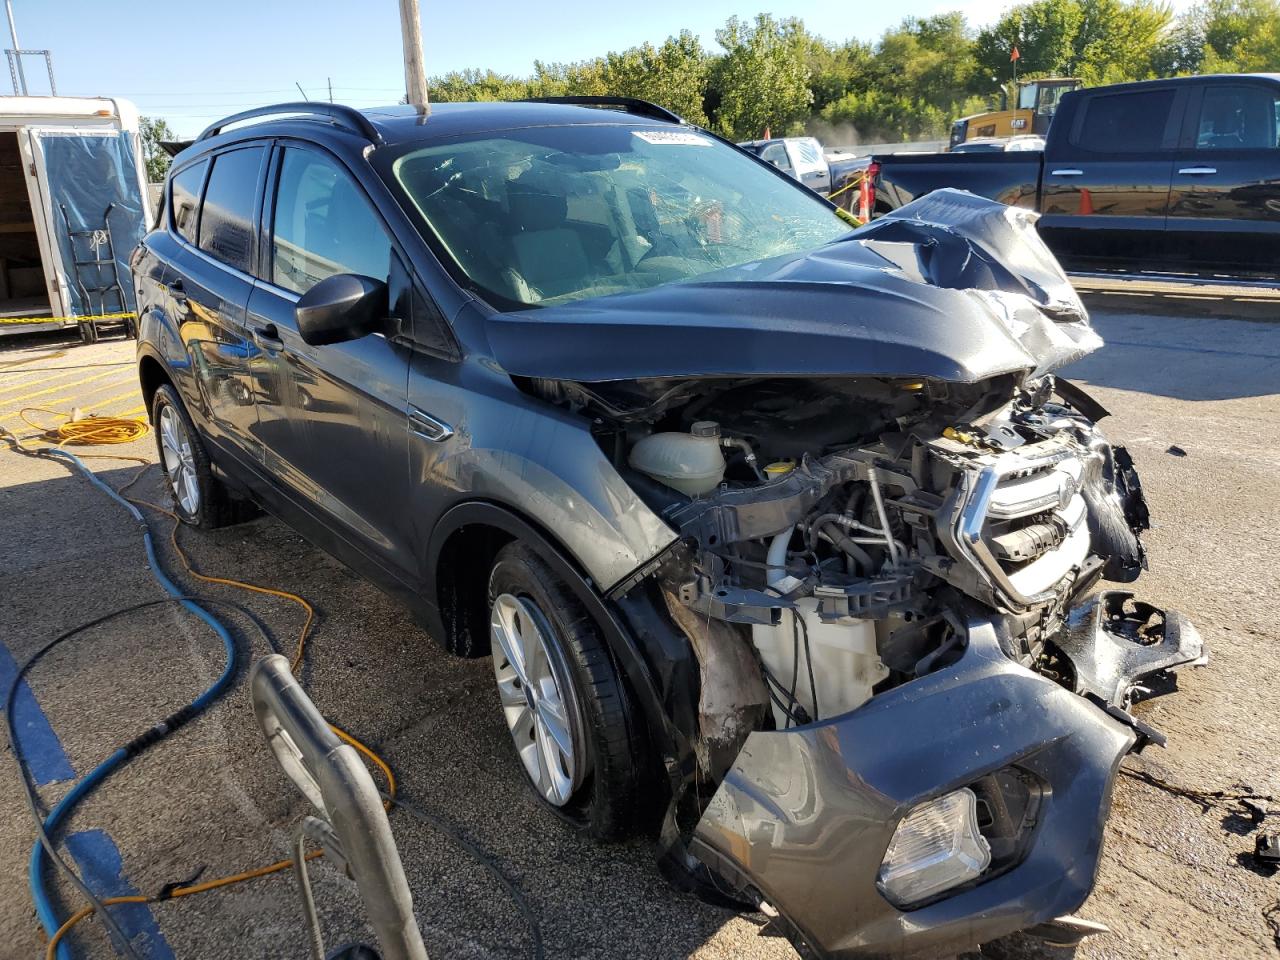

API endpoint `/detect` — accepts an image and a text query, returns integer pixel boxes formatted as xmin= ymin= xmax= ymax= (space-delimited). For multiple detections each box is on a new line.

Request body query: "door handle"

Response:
xmin=1178 ymin=166 xmax=1217 ymax=175
xmin=408 ymin=408 xmax=453 ymax=443
xmin=252 ymin=323 xmax=283 ymax=350
xmin=1050 ymin=169 xmax=1084 ymax=176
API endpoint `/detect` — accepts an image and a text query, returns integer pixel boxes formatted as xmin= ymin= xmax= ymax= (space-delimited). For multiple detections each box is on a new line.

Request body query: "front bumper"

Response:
xmin=692 ymin=601 xmax=1203 ymax=959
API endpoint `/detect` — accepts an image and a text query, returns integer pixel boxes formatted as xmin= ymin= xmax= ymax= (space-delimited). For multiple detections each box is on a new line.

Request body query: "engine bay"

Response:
xmin=526 ymin=370 xmax=1154 ymax=769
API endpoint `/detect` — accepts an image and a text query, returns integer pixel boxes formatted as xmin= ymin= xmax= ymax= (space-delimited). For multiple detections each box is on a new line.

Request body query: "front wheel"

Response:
xmin=487 ymin=542 xmax=649 ymax=839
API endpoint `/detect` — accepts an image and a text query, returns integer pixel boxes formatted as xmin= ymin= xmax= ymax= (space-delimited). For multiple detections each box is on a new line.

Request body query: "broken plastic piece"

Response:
xmin=1256 ymin=834 xmax=1280 ymax=865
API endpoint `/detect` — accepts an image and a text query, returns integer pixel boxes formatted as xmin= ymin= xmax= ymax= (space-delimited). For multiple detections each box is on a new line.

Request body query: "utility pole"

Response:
xmin=398 ymin=0 xmax=429 ymax=110
xmin=328 ymin=77 xmax=333 ymax=104
xmin=5 ymin=0 xmax=26 ymax=96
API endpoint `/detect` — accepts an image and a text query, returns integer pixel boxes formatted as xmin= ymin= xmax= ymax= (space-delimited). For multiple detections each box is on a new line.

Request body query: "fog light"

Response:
xmin=878 ymin=787 xmax=992 ymax=908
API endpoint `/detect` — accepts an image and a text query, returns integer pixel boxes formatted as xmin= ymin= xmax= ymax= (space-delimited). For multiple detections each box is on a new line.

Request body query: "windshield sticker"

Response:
xmin=632 ymin=130 xmax=713 ymax=146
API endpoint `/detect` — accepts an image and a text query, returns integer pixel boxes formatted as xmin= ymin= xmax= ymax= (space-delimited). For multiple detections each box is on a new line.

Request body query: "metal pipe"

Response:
xmin=5 ymin=0 xmax=25 ymax=96
xmin=868 ymin=469 xmax=902 ymax=568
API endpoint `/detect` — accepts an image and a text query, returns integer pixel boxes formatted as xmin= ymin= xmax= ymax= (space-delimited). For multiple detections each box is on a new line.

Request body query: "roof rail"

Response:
xmin=197 ymin=102 xmax=383 ymax=144
xmin=521 ymin=96 xmax=685 ymax=125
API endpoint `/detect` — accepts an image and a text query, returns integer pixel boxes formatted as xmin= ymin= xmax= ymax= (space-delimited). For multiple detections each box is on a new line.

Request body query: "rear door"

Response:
xmin=789 ymin=138 xmax=831 ymax=195
xmin=1037 ymin=84 xmax=1185 ymax=269
xmin=1167 ymin=79 xmax=1280 ymax=276
xmin=166 ymin=146 xmax=266 ymax=458
xmin=246 ymin=142 xmax=416 ymax=577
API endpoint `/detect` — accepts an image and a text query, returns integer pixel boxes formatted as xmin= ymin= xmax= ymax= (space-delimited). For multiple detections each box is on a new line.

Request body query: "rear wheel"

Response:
xmin=151 ymin=383 xmax=250 ymax=528
xmin=487 ymin=542 xmax=647 ymax=839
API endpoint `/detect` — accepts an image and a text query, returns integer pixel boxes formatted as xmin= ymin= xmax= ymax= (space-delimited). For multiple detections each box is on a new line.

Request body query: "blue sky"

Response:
xmin=8 ymin=0 xmax=1186 ymax=136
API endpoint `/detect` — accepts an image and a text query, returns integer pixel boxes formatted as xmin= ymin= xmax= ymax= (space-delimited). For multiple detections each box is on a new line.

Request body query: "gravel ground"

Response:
xmin=0 ymin=303 xmax=1277 ymax=960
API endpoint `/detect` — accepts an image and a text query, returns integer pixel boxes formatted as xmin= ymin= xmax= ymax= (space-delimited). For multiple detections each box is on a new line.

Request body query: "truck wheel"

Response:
xmin=151 ymin=384 xmax=250 ymax=528
xmin=487 ymin=541 xmax=646 ymax=839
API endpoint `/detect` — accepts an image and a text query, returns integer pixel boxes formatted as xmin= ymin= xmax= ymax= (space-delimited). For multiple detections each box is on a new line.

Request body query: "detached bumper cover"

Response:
xmin=692 ymin=617 xmax=1141 ymax=959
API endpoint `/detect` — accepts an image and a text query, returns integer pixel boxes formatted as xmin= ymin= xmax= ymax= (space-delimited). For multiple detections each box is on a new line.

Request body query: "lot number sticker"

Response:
xmin=633 ymin=130 xmax=713 ymax=146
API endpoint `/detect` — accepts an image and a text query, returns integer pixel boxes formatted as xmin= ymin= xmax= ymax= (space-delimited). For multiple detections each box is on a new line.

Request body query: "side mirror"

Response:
xmin=295 ymin=273 xmax=388 ymax=346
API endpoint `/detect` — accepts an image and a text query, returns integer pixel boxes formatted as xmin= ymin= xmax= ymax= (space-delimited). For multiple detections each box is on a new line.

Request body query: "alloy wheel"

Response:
xmin=159 ymin=405 xmax=200 ymax=515
xmin=490 ymin=592 xmax=586 ymax=806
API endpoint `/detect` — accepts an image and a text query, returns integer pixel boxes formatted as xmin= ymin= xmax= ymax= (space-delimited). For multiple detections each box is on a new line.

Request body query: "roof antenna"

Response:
xmin=398 ymin=0 xmax=430 ymax=119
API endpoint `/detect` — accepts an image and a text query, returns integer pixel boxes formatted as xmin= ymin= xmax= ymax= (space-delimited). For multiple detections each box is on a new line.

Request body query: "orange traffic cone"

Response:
xmin=1079 ymin=187 xmax=1094 ymax=216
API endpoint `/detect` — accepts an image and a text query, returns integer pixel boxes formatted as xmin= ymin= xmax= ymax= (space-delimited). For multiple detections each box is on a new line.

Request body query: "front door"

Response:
xmin=247 ymin=143 xmax=415 ymax=576
xmin=1037 ymin=84 xmax=1184 ymax=269
xmin=1167 ymin=80 xmax=1280 ymax=276
xmin=167 ymin=148 xmax=266 ymax=457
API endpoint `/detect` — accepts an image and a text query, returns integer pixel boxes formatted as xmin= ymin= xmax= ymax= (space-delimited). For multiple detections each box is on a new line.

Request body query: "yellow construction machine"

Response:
xmin=949 ymin=78 xmax=1082 ymax=147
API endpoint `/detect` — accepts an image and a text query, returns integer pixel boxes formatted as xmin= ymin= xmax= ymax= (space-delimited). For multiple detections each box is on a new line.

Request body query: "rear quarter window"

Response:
xmin=198 ymin=147 xmax=265 ymax=273
xmin=1071 ymin=89 xmax=1176 ymax=154
xmin=169 ymin=160 xmax=207 ymax=245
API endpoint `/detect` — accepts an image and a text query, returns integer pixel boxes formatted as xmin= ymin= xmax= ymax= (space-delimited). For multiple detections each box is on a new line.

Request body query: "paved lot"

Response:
xmin=1 ymin=302 xmax=1278 ymax=959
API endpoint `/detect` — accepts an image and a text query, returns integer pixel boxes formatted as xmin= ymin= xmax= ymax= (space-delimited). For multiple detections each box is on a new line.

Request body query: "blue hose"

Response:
xmin=27 ymin=448 xmax=238 ymax=959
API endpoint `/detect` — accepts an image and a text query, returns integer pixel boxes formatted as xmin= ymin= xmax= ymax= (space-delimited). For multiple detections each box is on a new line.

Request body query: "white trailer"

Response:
xmin=0 ymin=96 xmax=150 ymax=342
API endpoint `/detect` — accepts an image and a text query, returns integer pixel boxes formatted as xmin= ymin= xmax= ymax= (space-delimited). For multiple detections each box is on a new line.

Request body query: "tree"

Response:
xmin=711 ymin=14 xmax=812 ymax=140
xmin=1188 ymin=0 xmax=1280 ymax=71
xmin=975 ymin=0 xmax=1175 ymax=87
xmin=975 ymin=0 xmax=1083 ymax=85
xmin=139 ymin=116 xmax=174 ymax=184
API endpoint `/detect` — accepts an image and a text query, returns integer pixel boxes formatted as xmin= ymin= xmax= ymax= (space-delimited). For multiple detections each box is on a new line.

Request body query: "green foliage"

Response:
xmin=711 ymin=14 xmax=813 ymax=140
xmin=139 ymin=116 xmax=174 ymax=183
xmin=420 ymin=2 xmax=1280 ymax=147
xmin=1187 ymin=0 xmax=1280 ymax=72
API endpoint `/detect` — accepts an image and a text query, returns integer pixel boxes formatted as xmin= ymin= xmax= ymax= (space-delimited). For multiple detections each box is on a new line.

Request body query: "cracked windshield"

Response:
xmin=393 ymin=124 xmax=852 ymax=307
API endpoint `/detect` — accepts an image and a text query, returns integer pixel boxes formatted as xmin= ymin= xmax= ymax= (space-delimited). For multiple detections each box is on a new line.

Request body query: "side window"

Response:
xmin=198 ymin=147 xmax=264 ymax=272
xmin=794 ymin=139 xmax=822 ymax=166
xmin=1072 ymin=89 xmax=1175 ymax=154
xmin=760 ymin=142 xmax=793 ymax=173
xmin=271 ymin=148 xmax=392 ymax=295
xmin=169 ymin=160 xmax=207 ymax=245
xmin=1195 ymin=85 xmax=1280 ymax=150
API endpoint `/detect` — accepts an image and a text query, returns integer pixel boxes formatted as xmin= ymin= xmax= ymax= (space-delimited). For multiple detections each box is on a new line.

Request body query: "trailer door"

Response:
xmin=22 ymin=126 xmax=148 ymax=318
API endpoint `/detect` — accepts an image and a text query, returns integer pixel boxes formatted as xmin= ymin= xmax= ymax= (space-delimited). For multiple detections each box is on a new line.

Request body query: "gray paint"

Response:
xmin=694 ymin=616 xmax=1138 ymax=958
xmin=485 ymin=190 xmax=1100 ymax=385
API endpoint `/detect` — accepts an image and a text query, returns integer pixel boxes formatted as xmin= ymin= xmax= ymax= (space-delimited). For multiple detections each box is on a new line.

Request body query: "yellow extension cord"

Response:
xmin=2 ymin=406 xmax=399 ymax=958
xmin=19 ymin=406 xmax=150 ymax=446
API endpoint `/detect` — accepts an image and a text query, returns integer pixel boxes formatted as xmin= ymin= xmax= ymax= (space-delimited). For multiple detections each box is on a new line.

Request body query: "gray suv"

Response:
xmin=133 ymin=98 xmax=1204 ymax=958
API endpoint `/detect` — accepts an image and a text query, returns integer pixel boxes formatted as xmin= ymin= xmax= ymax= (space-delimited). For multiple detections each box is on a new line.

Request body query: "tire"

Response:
xmin=78 ymin=321 xmax=99 ymax=345
xmin=150 ymin=383 xmax=250 ymax=528
xmin=487 ymin=541 xmax=647 ymax=840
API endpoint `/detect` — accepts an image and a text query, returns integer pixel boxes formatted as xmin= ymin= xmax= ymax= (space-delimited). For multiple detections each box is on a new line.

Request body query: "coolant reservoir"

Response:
xmin=751 ymin=598 xmax=889 ymax=726
xmin=629 ymin=421 xmax=726 ymax=497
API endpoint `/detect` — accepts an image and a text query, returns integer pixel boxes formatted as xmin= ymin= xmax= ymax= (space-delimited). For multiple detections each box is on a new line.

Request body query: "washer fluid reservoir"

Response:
xmin=629 ymin=421 xmax=726 ymax=497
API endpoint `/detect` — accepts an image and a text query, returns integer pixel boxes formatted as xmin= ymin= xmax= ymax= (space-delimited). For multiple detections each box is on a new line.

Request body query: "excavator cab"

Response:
xmin=951 ymin=78 xmax=1082 ymax=147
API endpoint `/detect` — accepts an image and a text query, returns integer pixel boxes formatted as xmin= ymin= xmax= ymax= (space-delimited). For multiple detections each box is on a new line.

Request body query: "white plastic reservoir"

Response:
xmin=629 ymin=421 xmax=726 ymax=496
xmin=751 ymin=598 xmax=889 ymax=726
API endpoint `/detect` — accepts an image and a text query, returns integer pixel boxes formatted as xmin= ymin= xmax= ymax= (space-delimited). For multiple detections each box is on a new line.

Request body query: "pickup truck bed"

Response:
xmin=872 ymin=73 xmax=1280 ymax=279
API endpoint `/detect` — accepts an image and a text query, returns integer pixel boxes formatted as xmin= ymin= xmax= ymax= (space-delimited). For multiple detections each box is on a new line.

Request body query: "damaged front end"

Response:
xmin=496 ymin=191 xmax=1205 ymax=957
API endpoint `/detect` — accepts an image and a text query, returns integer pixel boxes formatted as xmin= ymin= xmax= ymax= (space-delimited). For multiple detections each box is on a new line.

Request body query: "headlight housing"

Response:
xmin=877 ymin=787 xmax=992 ymax=908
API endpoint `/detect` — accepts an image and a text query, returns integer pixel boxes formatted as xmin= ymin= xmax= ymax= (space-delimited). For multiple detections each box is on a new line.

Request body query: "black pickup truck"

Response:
xmin=872 ymin=74 xmax=1280 ymax=277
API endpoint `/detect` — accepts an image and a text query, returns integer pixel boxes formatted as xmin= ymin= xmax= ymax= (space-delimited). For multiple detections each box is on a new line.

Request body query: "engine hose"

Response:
xmin=5 ymin=438 xmax=238 ymax=960
xmin=816 ymin=524 xmax=874 ymax=574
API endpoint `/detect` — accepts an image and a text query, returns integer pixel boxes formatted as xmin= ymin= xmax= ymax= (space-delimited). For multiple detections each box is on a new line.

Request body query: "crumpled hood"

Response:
xmin=484 ymin=189 xmax=1101 ymax=385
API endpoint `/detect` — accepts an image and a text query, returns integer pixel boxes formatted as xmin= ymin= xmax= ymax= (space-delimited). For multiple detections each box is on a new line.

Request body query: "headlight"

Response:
xmin=877 ymin=787 xmax=992 ymax=908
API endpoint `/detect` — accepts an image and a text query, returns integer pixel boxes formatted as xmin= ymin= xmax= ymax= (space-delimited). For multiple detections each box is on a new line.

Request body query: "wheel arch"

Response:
xmin=424 ymin=499 xmax=683 ymax=802
xmin=137 ymin=350 xmax=172 ymax=419
xmin=424 ymin=499 xmax=606 ymax=660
